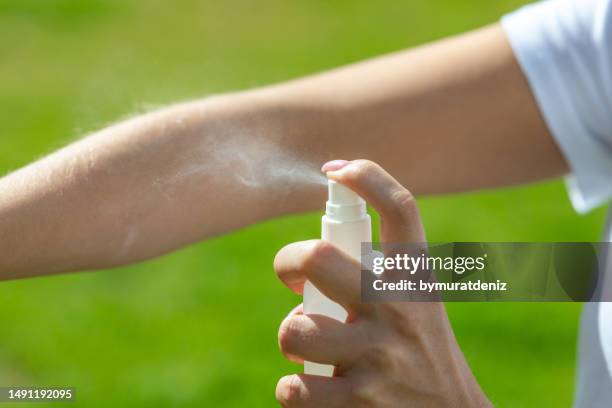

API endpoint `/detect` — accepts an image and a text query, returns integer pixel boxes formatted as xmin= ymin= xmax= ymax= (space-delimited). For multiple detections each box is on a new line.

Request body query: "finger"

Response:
xmin=276 ymin=374 xmax=350 ymax=408
xmin=274 ymin=240 xmax=363 ymax=309
xmin=286 ymin=303 xmax=304 ymax=317
xmin=325 ymin=159 xmax=426 ymax=244
xmin=278 ymin=314 xmax=364 ymax=365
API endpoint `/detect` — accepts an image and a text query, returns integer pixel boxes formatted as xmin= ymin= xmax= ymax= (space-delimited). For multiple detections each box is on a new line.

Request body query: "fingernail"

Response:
xmin=321 ymin=160 xmax=350 ymax=173
xmin=286 ymin=303 xmax=304 ymax=317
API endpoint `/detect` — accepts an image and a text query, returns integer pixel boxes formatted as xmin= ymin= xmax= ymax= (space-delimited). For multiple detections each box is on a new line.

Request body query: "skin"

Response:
xmin=0 ymin=23 xmax=568 ymax=279
xmin=274 ymin=160 xmax=491 ymax=407
xmin=0 ymin=22 xmax=571 ymax=405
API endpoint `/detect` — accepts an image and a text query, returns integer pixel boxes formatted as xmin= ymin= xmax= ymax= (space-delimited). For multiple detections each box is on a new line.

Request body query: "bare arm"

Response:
xmin=0 ymin=24 xmax=567 ymax=279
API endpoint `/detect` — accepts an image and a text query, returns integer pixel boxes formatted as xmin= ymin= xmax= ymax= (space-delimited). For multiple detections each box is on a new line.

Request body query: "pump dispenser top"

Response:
xmin=326 ymin=180 xmax=367 ymax=222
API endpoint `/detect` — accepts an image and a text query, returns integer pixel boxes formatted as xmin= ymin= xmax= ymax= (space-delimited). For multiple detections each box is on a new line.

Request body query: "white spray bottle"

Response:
xmin=303 ymin=179 xmax=372 ymax=376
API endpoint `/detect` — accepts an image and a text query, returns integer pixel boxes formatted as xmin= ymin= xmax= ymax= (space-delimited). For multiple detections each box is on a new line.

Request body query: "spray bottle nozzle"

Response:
xmin=327 ymin=180 xmax=364 ymax=206
xmin=326 ymin=180 xmax=366 ymax=221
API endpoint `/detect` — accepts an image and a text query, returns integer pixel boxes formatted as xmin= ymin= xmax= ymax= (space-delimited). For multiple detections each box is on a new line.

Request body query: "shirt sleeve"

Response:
xmin=502 ymin=0 xmax=612 ymax=213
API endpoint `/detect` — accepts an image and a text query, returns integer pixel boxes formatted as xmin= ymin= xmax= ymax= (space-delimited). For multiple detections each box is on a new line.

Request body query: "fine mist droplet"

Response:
xmin=159 ymin=127 xmax=328 ymax=192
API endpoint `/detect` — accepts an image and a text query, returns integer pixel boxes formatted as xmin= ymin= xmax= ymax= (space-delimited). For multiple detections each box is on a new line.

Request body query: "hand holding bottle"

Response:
xmin=273 ymin=160 xmax=490 ymax=407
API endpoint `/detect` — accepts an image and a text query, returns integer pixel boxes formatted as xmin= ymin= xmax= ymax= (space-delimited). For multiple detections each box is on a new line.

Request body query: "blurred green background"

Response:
xmin=0 ymin=0 xmax=607 ymax=406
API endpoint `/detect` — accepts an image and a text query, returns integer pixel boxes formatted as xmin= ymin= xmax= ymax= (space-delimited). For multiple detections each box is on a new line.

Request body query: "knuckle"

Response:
xmin=380 ymin=303 xmax=419 ymax=336
xmin=387 ymin=189 xmax=418 ymax=222
xmin=347 ymin=378 xmax=377 ymax=407
xmin=362 ymin=343 xmax=394 ymax=370
xmin=380 ymin=302 xmax=410 ymax=323
xmin=353 ymin=388 xmax=376 ymax=407
xmin=276 ymin=375 xmax=304 ymax=405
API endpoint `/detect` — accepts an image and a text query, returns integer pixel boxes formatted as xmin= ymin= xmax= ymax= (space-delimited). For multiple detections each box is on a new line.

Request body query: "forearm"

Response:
xmin=0 ymin=23 xmax=567 ymax=279
xmin=0 ymin=94 xmax=325 ymax=278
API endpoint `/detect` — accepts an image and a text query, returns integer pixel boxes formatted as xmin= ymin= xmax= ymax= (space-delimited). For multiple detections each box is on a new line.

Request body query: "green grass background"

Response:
xmin=0 ymin=0 xmax=607 ymax=406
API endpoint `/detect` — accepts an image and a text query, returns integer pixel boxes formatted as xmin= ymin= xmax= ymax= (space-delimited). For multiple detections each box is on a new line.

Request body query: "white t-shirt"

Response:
xmin=502 ymin=0 xmax=612 ymax=406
